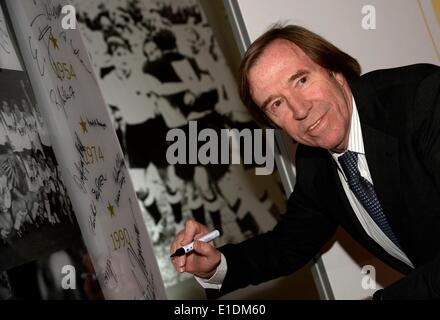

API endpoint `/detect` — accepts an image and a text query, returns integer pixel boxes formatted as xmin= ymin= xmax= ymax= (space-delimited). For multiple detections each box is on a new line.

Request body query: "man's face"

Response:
xmin=99 ymin=15 xmax=112 ymax=30
xmin=143 ymin=41 xmax=162 ymax=63
xmin=2 ymin=101 xmax=10 ymax=113
xmin=113 ymin=46 xmax=131 ymax=78
xmin=21 ymin=99 xmax=29 ymax=112
xmin=12 ymin=103 xmax=20 ymax=113
xmin=248 ymin=39 xmax=353 ymax=152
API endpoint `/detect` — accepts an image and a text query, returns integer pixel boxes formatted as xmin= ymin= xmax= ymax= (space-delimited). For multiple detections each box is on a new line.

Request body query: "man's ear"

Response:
xmin=331 ymin=71 xmax=346 ymax=87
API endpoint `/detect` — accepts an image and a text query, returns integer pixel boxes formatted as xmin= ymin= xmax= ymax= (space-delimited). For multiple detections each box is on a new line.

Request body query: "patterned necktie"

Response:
xmin=338 ymin=151 xmax=402 ymax=249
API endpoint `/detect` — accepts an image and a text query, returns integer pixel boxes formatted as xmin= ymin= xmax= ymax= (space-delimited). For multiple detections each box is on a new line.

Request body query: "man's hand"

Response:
xmin=170 ymin=219 xmax=221 ymax=279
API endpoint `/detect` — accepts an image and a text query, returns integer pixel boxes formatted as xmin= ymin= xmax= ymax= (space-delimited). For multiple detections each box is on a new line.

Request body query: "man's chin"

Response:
xmin=305 ymin=139 xmax=342 ymax=152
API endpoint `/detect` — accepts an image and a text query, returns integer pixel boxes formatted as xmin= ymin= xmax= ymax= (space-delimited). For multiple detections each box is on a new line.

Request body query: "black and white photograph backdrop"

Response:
xmin=73 ymin=0 xmax=285 ymax=287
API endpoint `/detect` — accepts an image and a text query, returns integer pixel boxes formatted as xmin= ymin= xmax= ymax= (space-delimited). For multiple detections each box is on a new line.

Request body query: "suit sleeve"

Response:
xmin=382 ymin=65 xmax=440 ymax=299
xmin=214 ymin=163 xmax=338 ymax=297
xmin=381 ymin=255 xmax=440 ymax=299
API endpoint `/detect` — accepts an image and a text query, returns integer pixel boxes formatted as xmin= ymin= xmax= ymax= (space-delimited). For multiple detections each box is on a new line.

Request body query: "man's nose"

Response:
xmin=286 ymin=97 xmax=311 ymax=120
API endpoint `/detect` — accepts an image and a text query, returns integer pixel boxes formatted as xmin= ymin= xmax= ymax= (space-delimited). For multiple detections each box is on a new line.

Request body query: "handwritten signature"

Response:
xmin=30 ymin=2 xmax=62 ymax=23
xmin=91 ymin=174 xmax=107 ymax=202
xmin=87 ymin=118 xmax=107 ymax=129
xmin=113 ymin=153 xmax=126 ymax=185
xmin=49 ymin=84 xmax=75 ymax=116
xmin=115 ymin=189 xmax=121 ymax=207
xmin=73 ymin=132 xmax=89 ymax=193
xmin=125 ymin=197 xmax=156 ymax=299
xmin=113 ymin=153 xmax=126 ymax=207
xmin=89 ymin=200 xmax=97 ymax=234
xmin=29 ymin=15 xmax=58 ymax=78
xmin=103 ymin=258 xmax=118 ymax=289
xmin=28 ymin=4 xmax=93 ymax=86
xmin=69 ymin=38 xmax=93 ymax=76
xmin=127 ymin=243 xmax=156 ymax=300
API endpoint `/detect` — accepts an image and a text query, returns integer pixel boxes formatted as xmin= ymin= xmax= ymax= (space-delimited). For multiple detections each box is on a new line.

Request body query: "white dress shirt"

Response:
xmin=196 ymin=96 xmax=414 ymax=289
xmin=331 ymin=97 xmax=414 ymax=268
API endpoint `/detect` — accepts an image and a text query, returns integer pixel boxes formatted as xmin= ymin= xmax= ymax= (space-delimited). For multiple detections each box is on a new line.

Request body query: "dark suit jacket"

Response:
xmin=216 ymin=64 xmax=440 ymax=299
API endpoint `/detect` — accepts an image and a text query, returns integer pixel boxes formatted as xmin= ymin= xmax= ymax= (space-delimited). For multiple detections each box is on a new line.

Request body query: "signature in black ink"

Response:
xmin=28 ymin=36 xmax=45 ymax=76
xmin=29 ymin=17 xmax=58 ymax=78
xmin=125 ymin=197 xmax=157 ymax=299
xmin=29 ymin=3 xmax=75 ymax=81
xmin=91 ymin=174 xmax=107 ymax=202
xmin=128 ymin=198 xmax=144 ymax=265
xmin=87 ymin=118 xmax=107 ymax=129
xmin=29 ymin=2 xmax=93 ymax=84
xmin=127 ymin=243 xmax=156 ymax=300
xmin=113 ymin=153 xmax=126 ymax=186
xmin=49 ymin=84 xmax=75 ymax=116
xmin=113 ymin=153 xmax=126 ymax=207
xmin=69 ymin=39 xmax=93 ymax=76
xmin=73 ymin=132 xmax=89 ymax=193
xmin=114 ymin=189 xmax=121 ymax=207
xmin=30 ymin=3 xmax=62 ymax=24
xmin=103 ymin=258 xmax=118 ymax=288
xmin=118 ymin=175 xmax=126 ymax=189
xmin=89 ymin=201 xmax=97 ymax=234
xmin=133 ymin=222 xmax=144 ymax=268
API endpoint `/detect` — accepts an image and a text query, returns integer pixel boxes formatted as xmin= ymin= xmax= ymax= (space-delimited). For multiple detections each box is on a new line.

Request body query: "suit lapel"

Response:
xmin=360 ymin=124 xmax=408 ymax=244
xmin=350 ymin=80 xmax=409 ymax=252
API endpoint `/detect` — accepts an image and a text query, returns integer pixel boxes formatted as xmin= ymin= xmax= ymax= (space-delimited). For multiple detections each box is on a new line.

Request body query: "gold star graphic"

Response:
xmin=49 ymin=33 xmax=59 ymax=50
xmin=79 ymin=117 xmax=88 ymax=133
xmin=107 ymin=202 xmax=116 ymax=218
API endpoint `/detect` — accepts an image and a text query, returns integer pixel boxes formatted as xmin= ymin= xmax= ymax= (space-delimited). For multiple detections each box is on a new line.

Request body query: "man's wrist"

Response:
xmin=193 ymin=253 xmax=227 ymax=289
xmin=195 ymin=253 xmax=222 ymax=279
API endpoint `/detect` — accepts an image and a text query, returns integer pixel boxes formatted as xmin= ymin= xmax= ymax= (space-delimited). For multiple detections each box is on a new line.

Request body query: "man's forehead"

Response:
xmin=249 ymin=40 xmax=317 ymax=85
xmin=260 ymin=39 xmax=312 ymax=64
xmin=249 ymin=39 xmax=315 ymax=90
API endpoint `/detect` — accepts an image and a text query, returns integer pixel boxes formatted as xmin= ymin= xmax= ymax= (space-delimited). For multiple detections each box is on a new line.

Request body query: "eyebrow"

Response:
xmin=260 ymin=69 xmax=309 ymax=111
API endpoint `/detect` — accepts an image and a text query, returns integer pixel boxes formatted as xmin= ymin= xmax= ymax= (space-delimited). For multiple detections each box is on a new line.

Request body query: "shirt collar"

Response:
xmin=331 ymin=96 xmax=365 ymax=160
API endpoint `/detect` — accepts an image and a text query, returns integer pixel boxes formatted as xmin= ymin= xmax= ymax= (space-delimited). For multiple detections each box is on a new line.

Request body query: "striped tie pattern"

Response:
xmin=338 ymin=151 xmax=402 ymax=249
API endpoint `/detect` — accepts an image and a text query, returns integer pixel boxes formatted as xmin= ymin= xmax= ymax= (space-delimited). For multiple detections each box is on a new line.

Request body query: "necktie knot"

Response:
xmin=338 ymin=151 xmax=360 ymax=181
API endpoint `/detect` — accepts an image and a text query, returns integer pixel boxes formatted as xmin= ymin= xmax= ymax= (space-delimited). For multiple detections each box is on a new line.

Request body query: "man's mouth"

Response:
xmin=308 ymin=118 xmax=322 ymax=132
xmin=306 ymin=113 xmax=326 ymax=134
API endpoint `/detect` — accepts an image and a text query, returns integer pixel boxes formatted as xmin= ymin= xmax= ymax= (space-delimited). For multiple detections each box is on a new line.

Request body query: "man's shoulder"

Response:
xmin=295 ymin=144 xmax=331 ymax=172
xmin=351 ymin=64 xmax=440 ymax=141
xmin=351 ymin=64 xmax=439 ymax=120
xmin=296 ymin=144 xmax=328 ymax=159
xmin=291 ymin=145 xmax=336 ymax=196
xmin=359 ymin=63 xmax=439 ymax=89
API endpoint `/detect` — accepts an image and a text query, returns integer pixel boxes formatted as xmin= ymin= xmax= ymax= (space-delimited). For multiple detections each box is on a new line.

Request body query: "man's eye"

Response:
xmin=270 ymin=100 xmax=282 ymax=112
xmin=298 ymin=76 xmax=307 ymax=85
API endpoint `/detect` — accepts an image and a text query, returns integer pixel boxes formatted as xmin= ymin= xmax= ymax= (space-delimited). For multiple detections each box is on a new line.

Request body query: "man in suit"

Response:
xmin=170 ymin=25 xmax=440 ymax=299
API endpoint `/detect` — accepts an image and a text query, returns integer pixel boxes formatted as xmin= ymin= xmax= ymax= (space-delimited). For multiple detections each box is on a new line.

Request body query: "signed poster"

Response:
xmin=0 ymin=2 xmax=82 ymax=273
xmin=5 ymin=0 xmax=166 ymax=299
xmin=73 ymin=0 xmax=285 ymax=288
